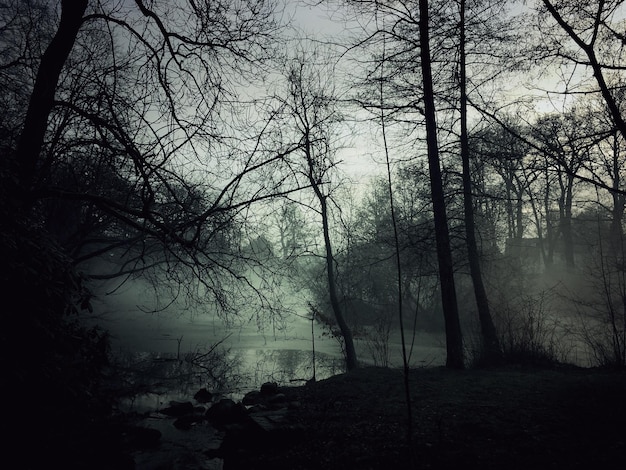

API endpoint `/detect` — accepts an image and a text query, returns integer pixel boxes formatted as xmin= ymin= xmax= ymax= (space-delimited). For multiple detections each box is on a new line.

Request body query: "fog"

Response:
xmin=91 ymin=274 xmax=447 ymax=398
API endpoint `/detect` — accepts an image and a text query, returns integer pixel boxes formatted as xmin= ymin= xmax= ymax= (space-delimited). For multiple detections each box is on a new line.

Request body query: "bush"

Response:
xmin=574 ymin=254 xmax=626 ymax=369
xmin=578 ymin=316 xmax=626 ymax=369
xmin=498 ymin=291 xmax=568 ymax=366
xmin=470 ymin=289 xmax=569 ymax=368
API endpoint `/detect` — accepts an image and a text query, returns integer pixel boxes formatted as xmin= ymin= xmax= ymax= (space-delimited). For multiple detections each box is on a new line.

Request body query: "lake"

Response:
xmin=88 ymin=278 xmax=446 ymax=410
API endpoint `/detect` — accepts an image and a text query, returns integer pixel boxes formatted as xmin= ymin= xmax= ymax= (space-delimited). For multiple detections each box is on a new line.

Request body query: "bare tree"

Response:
xmin=15 ymin=0 xmax=88 ymax=194
xmin=278 ymin=47 xmax=358 ymax=370
xmin=530 ymin=110 xmax=606 ymax=269
xmin=2 ymin=0 xmax=305 ymax=312
xmin=471 ymin=122 xmax=533 ymax=242
xmin=341 ymin=0 xmax=466 ymax=368
xmin=577 ymin=88 xmax=626 ymax=256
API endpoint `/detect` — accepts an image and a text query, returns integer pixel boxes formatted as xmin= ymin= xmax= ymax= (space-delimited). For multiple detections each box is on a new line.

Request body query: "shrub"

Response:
xmin=469 ymin=289 xmax=570 ymax=368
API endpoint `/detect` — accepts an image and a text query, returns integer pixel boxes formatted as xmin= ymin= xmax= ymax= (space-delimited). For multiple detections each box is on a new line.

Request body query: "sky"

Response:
xmin=284 ymin=0 xmax=623 ymax=185
xmin=285 ymin=1 xmax=399 ymax=186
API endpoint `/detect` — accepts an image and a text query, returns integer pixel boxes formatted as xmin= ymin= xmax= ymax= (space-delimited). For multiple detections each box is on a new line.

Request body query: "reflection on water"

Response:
xmin=243 ymin=348 xmax=345 ymax=387
xmin=93 ymin=285 xmax=351 ymax=412
xmin=92 ymin=281 xmax=447 ymax=414
xmin=113 ymin=347 xmax=345 ymax=414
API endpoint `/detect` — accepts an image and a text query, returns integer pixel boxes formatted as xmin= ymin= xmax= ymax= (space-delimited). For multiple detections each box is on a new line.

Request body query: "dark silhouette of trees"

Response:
xmin=2 ymin=0 xmax=300 ymax=308
xmin=0 ymin=2 xmax=295 ymax=465
xmin=343 ymin=0 xmax=526 ymax=368
xmin=530 ymin=111 xmax=604 ymax=269
xmin=562 ymin=88 xmax=626 ymax=258
xmin=471 ymin=122 xmax=533 ymax=242
xmin=341 ymin=0 xmax=465 ymax=368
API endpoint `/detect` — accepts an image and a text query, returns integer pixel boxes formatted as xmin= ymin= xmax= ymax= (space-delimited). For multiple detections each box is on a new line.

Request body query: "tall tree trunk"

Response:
xmin=16 ymin=0 xmax=87 ymax=198
xmin=318 ymin=192 xmax=358 ymax=371
xmin=379 ymin=27 xmax=413 ymax=443
xmin=304 ymin=132 xmax=358 ymax=371
xmin=458 ymin=0 xmax=501 ymax=365
xmin=419 ymin=0 xmax=464 ymax=369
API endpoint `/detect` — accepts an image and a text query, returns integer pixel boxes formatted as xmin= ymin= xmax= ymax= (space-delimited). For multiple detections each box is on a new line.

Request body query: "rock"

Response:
xmin=243 ymin=384 xmax=293 ymax=410
xmin=247 ymin=408 xmax=289 ymax=432
xmin=159 ymin=400 xmax=194 ymax=417
xmin=249 ymin=412 xmax=306 ymax=442
xmin=205 ymin=398 xmax=247 ymax=429
xmin=193 ymin=387 xmax=213 ymax=403
xmin=267 ymin=393 xmax=287 ymax=405
xmin=247 ymin=404 xmax=268 ymax=414
xmin=242 ymin=390 xmax=261 ymax=406
xmin=260 ymin=381 xmax=279 ymax=396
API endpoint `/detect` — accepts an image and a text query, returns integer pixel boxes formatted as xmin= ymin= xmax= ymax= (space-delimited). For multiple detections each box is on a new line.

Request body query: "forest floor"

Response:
xmin=224 ymin=364 xmax=626 ymax=470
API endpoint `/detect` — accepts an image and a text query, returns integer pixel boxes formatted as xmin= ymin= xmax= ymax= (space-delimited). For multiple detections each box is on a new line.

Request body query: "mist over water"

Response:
xmin=89 ymin=274 xmax=447 ymax=406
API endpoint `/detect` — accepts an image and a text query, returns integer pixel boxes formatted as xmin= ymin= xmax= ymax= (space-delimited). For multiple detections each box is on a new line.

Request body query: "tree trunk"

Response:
xmin=610 ymin=204 xmax=624 ymax=256
xmin=544 ymin=167 xmax=555 ymax=268
xmin=610 ymin=134 xmax=625 ymax=257
xmin=318 ymin=192 xmax=358 ymax=371
xmin=16 ymin=0 xmax=87 ymax=198
xmin=419 ymin=0 xmax=464 ymax=369
xmin=515 ymin=190 xmax=524 ymax=239
xmin=458 ymin=0 xmax=501 ymax=365
xmin=505 ymin=177 xmax=515 ymax=238
xmin=561 ymin=176 xmax=575 ymax=269
xmin=304 ymin=130 xmax=358 ymax=371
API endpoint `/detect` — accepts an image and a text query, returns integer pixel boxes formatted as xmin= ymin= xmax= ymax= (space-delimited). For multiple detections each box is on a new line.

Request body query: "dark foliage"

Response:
xmin=0 ymin=187 xmax=123 ymax=468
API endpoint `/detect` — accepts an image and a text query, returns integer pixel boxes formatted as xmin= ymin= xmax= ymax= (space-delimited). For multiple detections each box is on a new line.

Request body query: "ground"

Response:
xmin=224 ymin=365 xmax=626 ymax=470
